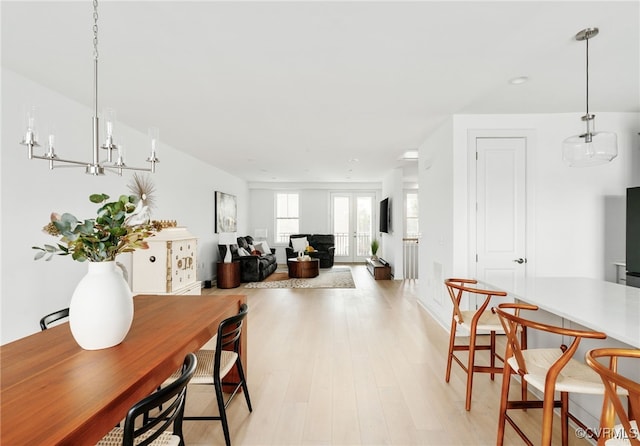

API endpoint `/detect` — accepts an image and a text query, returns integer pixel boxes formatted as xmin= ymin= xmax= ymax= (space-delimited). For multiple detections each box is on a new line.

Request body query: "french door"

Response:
xmin=331 ymin=192 xmax=376 ymax=262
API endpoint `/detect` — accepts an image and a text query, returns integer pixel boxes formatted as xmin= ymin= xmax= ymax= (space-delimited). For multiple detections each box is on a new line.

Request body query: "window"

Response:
xmin=276 ymin=193 xmax=299 ymax=243
xmin=405 ymin=191 xmax=419 ymax=237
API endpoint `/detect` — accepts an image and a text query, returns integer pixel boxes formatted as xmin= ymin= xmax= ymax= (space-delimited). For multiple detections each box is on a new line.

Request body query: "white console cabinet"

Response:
xmin=131 ymin=227 xmax=201 ymax=295
xmin=614 ymin=262 xmax=626 ymax=285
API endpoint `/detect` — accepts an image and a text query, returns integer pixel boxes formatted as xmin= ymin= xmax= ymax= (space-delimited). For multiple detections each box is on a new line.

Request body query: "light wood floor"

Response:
xmin=186 ymin=265 xmax=593 ymax=445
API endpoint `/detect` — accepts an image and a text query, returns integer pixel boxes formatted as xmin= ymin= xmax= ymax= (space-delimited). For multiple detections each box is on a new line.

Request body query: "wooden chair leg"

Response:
xmin=597 ymin=392 xmax=615 ymax=446
xmin=465 ymin=330 xmax=477 ymax=411
xmin=561 ymin=392 xmax=569 ymax=446
xmin=490 ymin=330 xmax=496 ymax=380
xmin=496 ymin=360 xmax=513 ymax=446
xmin=540 ymin=386 xmax=556 ymax=446
xmin=520 ymin=328 xmax=528 ymax=406
xmin=445 ymin=319 xmax=457 ymax=383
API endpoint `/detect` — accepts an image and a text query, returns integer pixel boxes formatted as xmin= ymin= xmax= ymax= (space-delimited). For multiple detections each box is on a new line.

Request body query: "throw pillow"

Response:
xmin=237 ymin=247 xmax=251 ymax=256
xmin=254 ymin=241 xmax=272 ymax=254
xmin=291 ymin=237 xmax=308 ymax=253
xmin=260 ymin=240 xmax=272 ymax=254
xmin=237 ymin=237 xmax=249 ymax=250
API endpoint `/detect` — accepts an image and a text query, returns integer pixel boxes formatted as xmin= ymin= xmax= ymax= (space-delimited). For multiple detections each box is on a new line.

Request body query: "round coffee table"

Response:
xmin=287 ymin=258 xmax=320 ymax=278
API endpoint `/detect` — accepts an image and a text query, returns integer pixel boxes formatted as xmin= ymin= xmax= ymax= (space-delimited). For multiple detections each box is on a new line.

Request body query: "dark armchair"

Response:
xmin=218 ymin=235 xmax=277 ymax=282
xmin=285 ymin=234 xmax=335 ymax=268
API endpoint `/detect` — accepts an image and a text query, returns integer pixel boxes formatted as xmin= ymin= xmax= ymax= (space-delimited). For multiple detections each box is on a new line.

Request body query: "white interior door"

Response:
xmin=331 ymin=192 xmax=375 ymax=262
xmin=475 ymin=137 xmax=527 ymax=295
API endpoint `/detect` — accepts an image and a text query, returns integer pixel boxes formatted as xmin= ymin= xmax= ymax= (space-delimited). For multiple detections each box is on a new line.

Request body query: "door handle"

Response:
xmin=513 ymin=258 xmax=526 ymax=264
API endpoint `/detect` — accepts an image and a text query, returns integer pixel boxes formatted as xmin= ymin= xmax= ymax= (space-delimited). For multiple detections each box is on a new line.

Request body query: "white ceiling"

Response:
xmin=2 ymin=1 xmax=639 ymax=183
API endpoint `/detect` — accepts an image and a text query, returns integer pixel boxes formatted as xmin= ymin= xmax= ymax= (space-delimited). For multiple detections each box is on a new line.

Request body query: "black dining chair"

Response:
xmin=39 ymin=308 xmax=69 ymax=330
xmin=165 ymin=303 xmax=251 ymax=446
xmin=96 ymin=352 xmax=197 ymax=446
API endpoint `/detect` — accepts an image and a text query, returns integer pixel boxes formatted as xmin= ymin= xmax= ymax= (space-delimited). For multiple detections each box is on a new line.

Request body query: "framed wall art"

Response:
xmin=215 ymin=191 xmax=237 ymax=233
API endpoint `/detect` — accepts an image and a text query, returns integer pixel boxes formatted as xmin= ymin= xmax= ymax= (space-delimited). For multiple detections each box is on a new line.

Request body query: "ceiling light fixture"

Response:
xmin=19 ymin=0 xmax=159 ymax=176
xmin=399 ymin=150 xmax=419 ymax=160
xmin=562 ymin=27 xmax=617 ymax=167
xmin=509 ymin=76 xmax=529 ymax=85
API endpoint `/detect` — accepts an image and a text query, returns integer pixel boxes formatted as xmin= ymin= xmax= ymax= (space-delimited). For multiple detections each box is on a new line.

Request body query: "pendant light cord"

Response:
xmin=585 ymin=35 xmax=590 ymax=117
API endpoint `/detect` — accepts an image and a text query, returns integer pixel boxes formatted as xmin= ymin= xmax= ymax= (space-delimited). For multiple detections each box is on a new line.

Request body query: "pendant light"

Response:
xmin=562 ymin=27 xmax=617 ymax=167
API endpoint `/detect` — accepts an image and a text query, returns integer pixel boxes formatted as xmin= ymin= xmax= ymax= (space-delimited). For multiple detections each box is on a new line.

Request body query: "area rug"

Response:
xmin=244 ymin=267 xmax=355 ymax=289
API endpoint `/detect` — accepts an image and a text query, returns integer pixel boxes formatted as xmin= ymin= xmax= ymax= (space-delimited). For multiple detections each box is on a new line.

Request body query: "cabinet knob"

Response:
xmin=149 ymin=256 xmax=156 ymax=263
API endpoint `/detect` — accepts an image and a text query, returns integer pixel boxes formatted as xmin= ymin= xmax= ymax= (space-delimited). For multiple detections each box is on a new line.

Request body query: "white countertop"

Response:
xmin=500 ymin=277 xmax=640 ymax=348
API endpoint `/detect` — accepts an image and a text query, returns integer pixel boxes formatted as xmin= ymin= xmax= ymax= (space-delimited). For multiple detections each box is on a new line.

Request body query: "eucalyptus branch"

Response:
xmin=33 ymin=193 xmax=161 ymax=262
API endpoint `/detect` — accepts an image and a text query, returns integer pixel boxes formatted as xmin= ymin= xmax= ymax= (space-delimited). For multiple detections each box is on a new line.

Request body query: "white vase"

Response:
xmin=69 ymin=261 xmax=134 ymax=350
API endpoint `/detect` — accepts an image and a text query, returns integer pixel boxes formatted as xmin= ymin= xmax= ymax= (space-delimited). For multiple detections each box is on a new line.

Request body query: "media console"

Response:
xmin=365 ymin=257 xmax=391 ymax=280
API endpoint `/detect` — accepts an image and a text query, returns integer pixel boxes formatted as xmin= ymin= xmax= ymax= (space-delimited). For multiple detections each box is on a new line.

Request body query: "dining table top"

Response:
xmin=0 ymin=293 xmax=247 ymax=446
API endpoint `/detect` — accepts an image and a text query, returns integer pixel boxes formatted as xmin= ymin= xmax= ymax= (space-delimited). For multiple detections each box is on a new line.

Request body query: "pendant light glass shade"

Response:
xmin=562 ymin=131 xmax=618 ymax=167
xmin=562 ymin=27 xmax=617 ymax=167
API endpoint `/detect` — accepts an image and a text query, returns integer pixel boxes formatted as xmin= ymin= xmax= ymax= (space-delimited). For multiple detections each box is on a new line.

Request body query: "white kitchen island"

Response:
xmin=505 ymin=277 xmax=639 ymax=348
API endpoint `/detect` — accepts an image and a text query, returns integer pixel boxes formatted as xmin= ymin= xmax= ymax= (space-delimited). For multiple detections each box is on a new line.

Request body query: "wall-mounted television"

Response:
xmin=379 ymin=198 xmax=390 ymax=233
xmin=627 ymin=186 xmax=640 ymax=288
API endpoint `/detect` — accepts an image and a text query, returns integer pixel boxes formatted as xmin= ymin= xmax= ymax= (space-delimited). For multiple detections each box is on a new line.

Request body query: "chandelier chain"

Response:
xmin=93 ymin=0 xmax=99 ymax=61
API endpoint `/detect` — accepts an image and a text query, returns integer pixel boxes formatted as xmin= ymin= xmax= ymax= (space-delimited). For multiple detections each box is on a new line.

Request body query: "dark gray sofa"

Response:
xmin=218 ymin=235 xmax=277 ymax=282
xmin=285 ymin=234 xmax=335 ymax=268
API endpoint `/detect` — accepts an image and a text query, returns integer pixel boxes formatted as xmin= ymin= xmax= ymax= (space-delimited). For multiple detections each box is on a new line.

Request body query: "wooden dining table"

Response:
xmin=1 ymin=293 xmax=247 ymax=446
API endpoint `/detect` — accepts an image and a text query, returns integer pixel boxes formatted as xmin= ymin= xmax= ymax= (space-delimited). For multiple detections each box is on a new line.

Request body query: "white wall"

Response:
xmin=417 ymin=117 xmax=454 ymax=327
xmin=381 ymin=168 xmax=405 ymax=278
xmin=1 ymin=69 xmax=248 ymax=343
xmin=418 ymin=111 xmax=640 ymax=328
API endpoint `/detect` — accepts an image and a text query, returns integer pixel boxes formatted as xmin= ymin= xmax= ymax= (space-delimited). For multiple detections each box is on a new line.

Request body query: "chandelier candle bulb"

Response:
xmin=22 ymin=106 xmax=39 ymax=149
xmin=27 ymin=118 xmax=36 ymax=141
xmin=104 ymin=109 xmax=114 ymax=128
xmin=25 ymin=129 xmax=34 ymax=144
xmin=103 ymin=108 xmax=115 ymax=151
xmin=46 ymin=134 xmax=55 ymax=158
xmin=104 ymin=108 xmax=116 ymax=138
xmin=28 ymin=113 xmax=36 ymax=131
xmin=149 ymin=127 xmax=159 ymax=158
